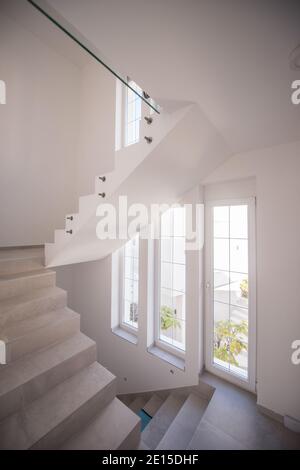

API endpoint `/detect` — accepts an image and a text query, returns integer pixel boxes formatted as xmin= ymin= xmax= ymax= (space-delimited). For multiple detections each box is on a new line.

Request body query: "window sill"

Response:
xmin=112 ymin=327 xmax=138 ymax=345
xmin=148 ymin=345 xmax=185 ymax=371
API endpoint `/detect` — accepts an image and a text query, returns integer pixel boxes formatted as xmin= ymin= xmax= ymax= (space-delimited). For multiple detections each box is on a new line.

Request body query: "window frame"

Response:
xmin=154 ymin=207 xmax=187 ymax=359
xmin=124 ymin=79 xmax=142 ymax=147
xmin=205 ymin=197 xmax=257 ymax=392
xmin=118 ymin=235 xmax=140 ymax=335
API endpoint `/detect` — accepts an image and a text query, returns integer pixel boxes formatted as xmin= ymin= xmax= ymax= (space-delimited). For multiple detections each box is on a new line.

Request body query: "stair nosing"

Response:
xmin=0 ymin=269 xmax=54 ymax=282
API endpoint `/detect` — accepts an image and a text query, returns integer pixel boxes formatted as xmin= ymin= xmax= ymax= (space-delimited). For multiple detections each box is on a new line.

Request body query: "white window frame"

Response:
xmin=154 ymin=208 xmax=186 ymax=359
xmin=205 ymin=197 xmax=256 ymax=392
xmin=124 ymin=79 xmax=142 ymax=147
xmin=118 ymin=236 xmax=140 ymax=335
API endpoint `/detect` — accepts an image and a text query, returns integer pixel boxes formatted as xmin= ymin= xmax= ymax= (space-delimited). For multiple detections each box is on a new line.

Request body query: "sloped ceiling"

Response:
xmin=37 ymin=0 xmax=300 ymax=154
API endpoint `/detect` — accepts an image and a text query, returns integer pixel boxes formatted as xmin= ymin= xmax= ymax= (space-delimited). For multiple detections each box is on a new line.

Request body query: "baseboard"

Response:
xmin=284 ymin=415 xmax=300 ymax=433
xmin=257 ymin=404 xmax=283 ymax=424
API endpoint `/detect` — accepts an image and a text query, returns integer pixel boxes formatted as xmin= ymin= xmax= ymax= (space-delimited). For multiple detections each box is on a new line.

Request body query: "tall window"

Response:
xmin=157 ymin=207 xmax=186 ymax=352
xmin=121 ymin=235 xmax=139 ymax=329
xmin=125 ymin=80 xmax=142 ymax=146
xmin=207 ymin=199 xmax=256 ymax=390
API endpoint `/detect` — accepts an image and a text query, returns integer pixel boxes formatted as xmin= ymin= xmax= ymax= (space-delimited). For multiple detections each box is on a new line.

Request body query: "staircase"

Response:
xmin=119 ymin=387 xmax=211 ymax=450
xmin=45 ymin=102 xmax=231 ymax=268
xmin=0 ymin=247 xmax=140 ymax=450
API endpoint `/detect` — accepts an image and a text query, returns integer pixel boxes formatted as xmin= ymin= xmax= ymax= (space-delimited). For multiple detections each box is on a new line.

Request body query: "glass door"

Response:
xmin=206 ymin=199 xmax=256 ymax=391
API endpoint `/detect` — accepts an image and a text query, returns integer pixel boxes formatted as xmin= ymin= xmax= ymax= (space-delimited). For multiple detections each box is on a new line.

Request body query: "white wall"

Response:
xmin=57 ymin=137 xmax=300 ymax=421
xmin=0 ymin=10 xmax=115 ymax=247
xmin=0 ymin=12 xmax=80 ymax=246
xmin=77 ymin=62 xmax=115 ymax=197
xmin=56 ymin=186 xmax=204 ymax=394
xmin=203 ymin=140 xmax=300 ymax=422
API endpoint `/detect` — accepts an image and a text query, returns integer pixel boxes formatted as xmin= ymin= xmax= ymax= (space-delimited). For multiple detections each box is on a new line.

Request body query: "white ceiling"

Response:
xmin=43 ymin=0 xmax=300 ymax=154
xmin=3 ymin=0 xmax=300 ymax=154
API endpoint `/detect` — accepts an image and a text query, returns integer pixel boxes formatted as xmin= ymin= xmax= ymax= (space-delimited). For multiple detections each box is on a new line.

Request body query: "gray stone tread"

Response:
xmin=0 ymin=361 xmax=115 ymax=449
xmin=60 ymin=397 xmax=140 ymax=450
xmin=0 ymin=286 xmax=65 ymax=314
xmin=0 ymin=332 xmax=96 ymax=397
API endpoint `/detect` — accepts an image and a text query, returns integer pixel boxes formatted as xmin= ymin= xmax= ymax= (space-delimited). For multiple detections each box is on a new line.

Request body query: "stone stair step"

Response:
xmin=143 ymin=394 xmax=164 ymax=417
xmin=0 ymin=361 xmax=116 ymax=450
xmin=0 ymin=286 xmax=67 ymax=329
xmin=156 ymin=393 xmax=208 ymax=450
xmin=118 ymin=394 xmax=135 ymax=407
xmin=141 ymin=394 xmax=186 ymax=449
xmin=60 ymin=397 xmax=140 ymax=450
xmin=0 ymin=307 xmax=80 ymax=364
xmin=0 ymin=248 xmax=44 ymax=275
xmin=0 ymin=332 xmax=96 ymax=420
xmin=129 ymin=395 xmax=149 ymax=414
xmin=0 ymin=269 xmax=55 ymax=300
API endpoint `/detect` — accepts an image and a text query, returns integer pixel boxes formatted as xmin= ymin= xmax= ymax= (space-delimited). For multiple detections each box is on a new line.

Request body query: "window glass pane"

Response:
xmin=161 ymin=261 xmax=172 ymax=289
xmin=214 ymin=300 xmax=230 ymax=323
xmin=173 ymin=263 xmax=185 ymax=293
xmin=173 ymin=319 xmax=186 ymax=350
xmin=214 ymin=238 xmax=229 ymax=271
xmin=161 ymin=209 xmax=172 ymax=237
xmin=124 ymin=300 xmax=131 ymax=323
xmin=124 ymin=278 xmax=134 ymax=301
xmin=125 ymin=80 xmax=141 ymax=146
xmin=160 ymin=288 xmax=173 ymax=310
xmin=124 ymin=256 xmax=132 ymax=279
xmin=160 ymin=313 xmax=186 ymax=351
xmin=133 ymin=258 xmax=139 ymax=281
xmin=159 ymin=207 xmax=186 ymax=351
xmin=230 ymin=239 xmax=248 ymax=274
xmin=212 ymin=204 xmax=250 ymax=380
xmin=174 ymin=292 xmax=185 ymax=320
xmin=127 ymin=88 xmax=136 ymax=103
xmin=161 ymin=238 xmax=172 ymax=262
xmin=126 ymin=122 xmax=135 ymax=145
xmin=229 ymin=306 xmax=248 ymax=379
xmin=135 ymin=97 xmax=141 ymax=120
xmin=127 ymin=101 xmax=136 ymax=123
xmin=173 ymin=238 xmax=185 ymax=264
xmin=132 ymin=236 xmax=139 ymax=258
xmin=230 ymin=272 xmax=248 ymax=308
xmin=122 ymin=236 xmax=139 ymax=329
xmin=230 ymin=205 xmax=248 ymax=239
xmin=132 ymin=280 xmax=139 ymax=303
xmin=160 ymin=321 xmax=174 ymax=346
xmin=213 ymin=301 xmax=230 ymax=372
xmin=214 ymin=206 xmax=229 ymax=238
xmin=134 ymin=120 xmax=139 ymax=143
xmin=173 ymin=207 xmax=185 ymax=236
xmin=214 ymin=270 xmax=230 ymax=304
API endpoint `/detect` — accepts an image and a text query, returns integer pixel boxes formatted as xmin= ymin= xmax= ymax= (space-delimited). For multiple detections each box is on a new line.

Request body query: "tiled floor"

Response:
xmin=120 ymin=371 xmax=300 ymax=450
xmin=196 ymin=372 xmax=300 ymax=450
